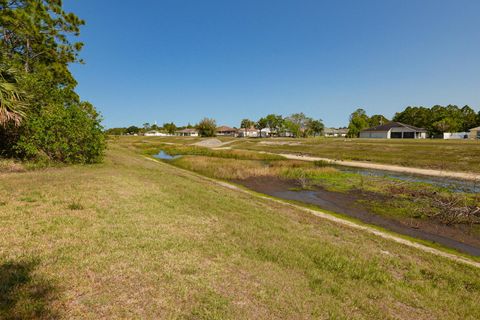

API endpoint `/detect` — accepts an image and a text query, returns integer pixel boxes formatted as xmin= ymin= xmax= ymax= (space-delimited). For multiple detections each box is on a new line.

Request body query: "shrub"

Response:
xmin=13 ymin=102 xmax=105 ymax=164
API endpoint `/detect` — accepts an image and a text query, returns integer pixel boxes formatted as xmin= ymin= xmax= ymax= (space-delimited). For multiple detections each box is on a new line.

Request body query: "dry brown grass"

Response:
xmin=1 ymin=142 xmax=479 ymax=319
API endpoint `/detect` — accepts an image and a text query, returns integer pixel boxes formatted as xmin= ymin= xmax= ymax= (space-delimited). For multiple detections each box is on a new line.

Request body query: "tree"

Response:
xmin=0 ymin=0 xmax=85 ymax=84
xmin=264 ymin=114 xmax=284 ymax=136
xmin=307 ymin=119 xmax=324 ymax=137
xmin=369 ymin=114 xmax=389 ymax=127
xmin=105 ymin=127 xmax=126 ymax=135
xmin=163 ymin=122 xmax=177 ymax=134
xmin=197 ymin=118 xmax=217 ymax=137
xmin=255 ymin=118 xmax=268 ymax=137
xmin=0 ymin=0 xmax=105 ymax=163
xmin=240 ymin=118 xmax=255 ymax=136
xmin=460 ymin=105 xmax=478 ymax=131
xmin=0 ymin=65 xmax=27 ymax=126
xmin=285 ymin=113 xmax=311 ymax=137
xmin=347 ymin=108 xmax=369 ymax=138
xmin=393 ymin=105 xmax=480 ymax=136
xmin=126 ymin=126 xmax=140 ymax=135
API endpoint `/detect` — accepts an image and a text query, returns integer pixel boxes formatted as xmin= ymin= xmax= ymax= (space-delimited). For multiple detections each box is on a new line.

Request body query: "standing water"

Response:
xmin=154 ymin=150 xmax=182 ymax=160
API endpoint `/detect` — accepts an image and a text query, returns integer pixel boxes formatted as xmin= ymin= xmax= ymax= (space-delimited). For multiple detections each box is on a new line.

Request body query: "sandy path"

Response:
xmin=193 ymin=138 xmax=237 ymax=148
xmin=275 ymin=153 xmax=480 ymax=181
xmin=145 ymin=155 xmax=480 ymax=269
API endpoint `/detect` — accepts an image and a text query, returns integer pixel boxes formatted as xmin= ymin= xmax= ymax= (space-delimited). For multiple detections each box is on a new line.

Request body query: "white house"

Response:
xmin=324 ymin=128 xmax=348 ymax=137
xmin=359 ymin=122 xmax=427 ymax=139
xmin=443 ymin=132 xmax=469 ymax=140
xmin=144 ymin=130 xmax=171 ymax=137
xmin=260 ymin=128 xmax=272 ymax=138
xmin=237 ymin=128 xmax=259 ymax=138
xmin=175 ymin=128 xmax=199 ymax=137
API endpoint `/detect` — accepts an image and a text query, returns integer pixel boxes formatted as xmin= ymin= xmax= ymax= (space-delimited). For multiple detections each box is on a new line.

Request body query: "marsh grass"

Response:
xmin=138 ymin=143 xmax=284 ymax=161
xmin=168 ymin=153 xmax=480 ymax=226
xmin=230 ymin=137 xmax=480 ymax=173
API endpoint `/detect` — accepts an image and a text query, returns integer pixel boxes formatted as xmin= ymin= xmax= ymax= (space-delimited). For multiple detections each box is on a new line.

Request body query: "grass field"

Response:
xmin=1 ymin=142 xmax=480 ymax=319
xmin=230 ymin=137 xmax=480 ymax=173
xmin=112 ymin=135 xmax=480 ymax=173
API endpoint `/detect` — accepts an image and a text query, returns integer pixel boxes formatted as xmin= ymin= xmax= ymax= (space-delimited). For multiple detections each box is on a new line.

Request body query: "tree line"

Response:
xmin=0 ymin=0 xmax=104 ymax=164
xmin=347 ymin=105 xmax=480 ymax=137
xmin=107 ymin=113 xmax=325 ymax=138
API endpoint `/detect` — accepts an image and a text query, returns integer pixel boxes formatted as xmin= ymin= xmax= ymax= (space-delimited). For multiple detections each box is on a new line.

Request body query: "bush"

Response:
xmin=13 ymin=102 xmax=105 ymax=164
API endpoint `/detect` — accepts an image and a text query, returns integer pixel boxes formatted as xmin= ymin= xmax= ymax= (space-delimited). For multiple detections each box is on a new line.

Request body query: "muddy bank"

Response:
xmin=234 ymin=176 xmax=480 ymax=257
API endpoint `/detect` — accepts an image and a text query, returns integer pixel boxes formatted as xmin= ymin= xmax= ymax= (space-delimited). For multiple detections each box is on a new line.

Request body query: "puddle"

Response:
xmin=235 ymin=176 xmax=480 ymax=257
xmin=154 ymin=150 xmax=182 ymax=160
xmin=336 ymin=166 xmax=479 ymax=193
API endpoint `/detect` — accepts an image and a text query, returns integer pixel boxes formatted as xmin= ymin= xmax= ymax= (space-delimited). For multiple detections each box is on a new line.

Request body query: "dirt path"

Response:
xmin=193 ymin=138 xmax=237 ymax=148
xmin=145 ymin=156 xmax=480 ymax=269
xmin=274 ymin=153 xmax=480 ymax=181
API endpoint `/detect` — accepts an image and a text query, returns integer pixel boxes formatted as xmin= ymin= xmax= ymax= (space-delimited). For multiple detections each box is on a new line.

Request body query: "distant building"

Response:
xmin=260 ymin=128 xmax=272 ymax=138
xmin=237 ymin=128 xmax=259 ymax=138
xmin=443 ymin=132 xmax=469 ymax=140
xmin=469 ymin=126 xmax=480 ymax=139
xmin=175 ymin=128 xmax=199 ymax=137
xmin=216 ymin=126 xmax=238 ymax=136
xmin=359 ymin=122 xmax=427 ymax=139
xmin=144 ymin=130 xmax=170 ymax=137
xmin=324 ymin=128 xmax=348 ymax=137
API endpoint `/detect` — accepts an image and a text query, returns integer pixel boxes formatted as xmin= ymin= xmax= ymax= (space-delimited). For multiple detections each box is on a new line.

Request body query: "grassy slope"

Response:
xmin=1 ymin=143 xmax=480 ymax=319
xmin=230 ymin=138 xmax=480 ymax=173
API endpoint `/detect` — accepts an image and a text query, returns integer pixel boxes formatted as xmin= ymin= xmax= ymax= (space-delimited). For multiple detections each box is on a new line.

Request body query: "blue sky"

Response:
xmin=65 ymin=0 xmax=480 ymax=128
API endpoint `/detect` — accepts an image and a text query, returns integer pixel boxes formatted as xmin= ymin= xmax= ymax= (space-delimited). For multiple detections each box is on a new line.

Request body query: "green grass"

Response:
xmin=1 ymin=142 xmax=480 ymax=318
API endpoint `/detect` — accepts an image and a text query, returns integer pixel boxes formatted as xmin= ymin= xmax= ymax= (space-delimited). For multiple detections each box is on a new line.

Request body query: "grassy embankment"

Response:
xmin=1 ymin=140 xmax=480 ymax=318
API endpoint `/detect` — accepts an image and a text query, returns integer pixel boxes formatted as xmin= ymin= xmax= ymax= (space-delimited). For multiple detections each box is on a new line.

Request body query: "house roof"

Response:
xmin=361 ymin=122 xmax=427 ymax=133
xmin=216 ymin=126 xmax=237 ymax=132
xmin=175 ymin=128 xmax=198 ymax=133
xmin=469 ymin=126 xmax=480 ymax=131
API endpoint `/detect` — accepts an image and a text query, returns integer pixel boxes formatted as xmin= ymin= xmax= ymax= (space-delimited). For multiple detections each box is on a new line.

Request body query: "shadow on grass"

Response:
xmin=0 ymin=259 xmax=59 ymax=320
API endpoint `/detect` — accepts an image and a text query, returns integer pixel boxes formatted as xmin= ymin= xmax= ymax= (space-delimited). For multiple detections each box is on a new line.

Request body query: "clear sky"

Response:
xmin=65 ymin=0 xmax=480 ymax=128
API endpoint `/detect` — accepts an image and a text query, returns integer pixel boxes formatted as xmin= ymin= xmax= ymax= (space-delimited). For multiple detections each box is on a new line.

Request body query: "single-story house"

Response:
xmin=324 ymin=128 xmax=348 ymax=137
xmin=443 ymin=132 xmax=469 ymax=140
xmin=216 ymin=126 xmax=238 ymax=136
xmin=359 ymin=122 xmax=427 ymax=139
xmin=144 ymin=130 xmax=171 ymax=137
xmin=260 ymin=128 xmax=272 ymax=138
xmin=175 ymin=128 xmax=199 ymax=137
xmin=469 ymin=126 xmax=480 ymax=139
xmin=237 ymin=128 xmax=259 ymax=138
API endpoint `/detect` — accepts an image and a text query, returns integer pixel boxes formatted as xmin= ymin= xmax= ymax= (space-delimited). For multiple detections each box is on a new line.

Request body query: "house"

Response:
xmin=443 ymin=132 xmax=469 ymax=140
xmin=359 ymin=122 xmax=427 ymax=139
xmin=237 ymin=127 xmax=259 ymax=138
xmin=144 ymin=130 xmax=170 ymax=137
xmin=324 ymin=128 xmax=348 ymax=137
xmin=260 ymin=128 xmax=272 ymax=138
xmin=216 ymin=126 xmax=238 ymax=136
xmin=175 ymin=128 xmax=199 ymax=137
xmin=469 ymin=126 xmax=480 ymax=139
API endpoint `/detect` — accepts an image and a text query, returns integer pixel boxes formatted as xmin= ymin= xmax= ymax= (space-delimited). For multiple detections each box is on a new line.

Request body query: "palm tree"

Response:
xmin=0 ymin=66 xmax=27 ymax=127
